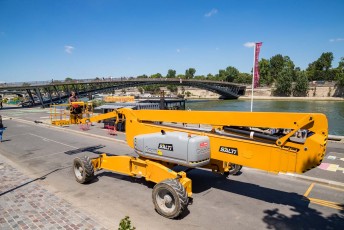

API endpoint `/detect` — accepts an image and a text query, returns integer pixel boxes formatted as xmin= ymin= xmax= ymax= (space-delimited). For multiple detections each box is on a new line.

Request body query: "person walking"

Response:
xmin=0 ymin=95 xmax=3 ymax=109
xmin=0 ymin=115 xmax=4 ymax=142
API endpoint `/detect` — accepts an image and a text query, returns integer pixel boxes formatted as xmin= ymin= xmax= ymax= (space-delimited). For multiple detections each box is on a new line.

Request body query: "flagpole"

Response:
xmin=250 ymin=43 xmax=256 ymax=112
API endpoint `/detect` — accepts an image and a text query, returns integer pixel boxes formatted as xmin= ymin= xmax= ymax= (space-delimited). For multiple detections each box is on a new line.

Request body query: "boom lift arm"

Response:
xmin=74 ymin=108 xmax=328 ymax=218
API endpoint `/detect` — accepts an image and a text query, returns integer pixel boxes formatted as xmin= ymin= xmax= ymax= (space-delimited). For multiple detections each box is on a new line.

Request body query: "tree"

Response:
xmin=293 ymin=71 xmax=309 ymax=96
xmin=185 ymin=68 xmax=196 ymax=79
xmin=185 ymin=91 xmax=192 ymax=97
xmin=306 ymin=52 xmax=334 ymax=81
xmin=216 ymin=69 xmax=227 ymax=81
xmin=283 ymin=56 xmax=296 ymax=81
xmin=138 ymin=87 xmax=144 ymax=94
xmin=225 ymin=66 xmax=239 ymax=82
xmin=274 ymin=66 xmax=293 ymax=96
xmin=137 ymin=74 xmax=148 ymax=78
xmin=166 ymin=85 xmax=178 ymax=93
xmin=270 ymin=54 xmax=284 ymax=81
xmin=259 ymin=58 xmax=272 ymax=86
xmin=150 ymin=73 xmax=162 ymax=78
xmin=206 ymin=73 xmax=215 ymax=80
xmin=318 ymin=52 xmax=334 ymax=71
xmin=234 ymin=73 xmax=252 ymax=84
xmin=194 ymin=75 xmax=206 ymax=80
xmin=335 ymin=57 xmax=344 ymax=86
xmin=142 ymin=85 xmax=160 ymax=94
xmin=65 ymin=77 xmax=73 ymax=82
xmin=166 ymin=69 xmax=176 ymax=78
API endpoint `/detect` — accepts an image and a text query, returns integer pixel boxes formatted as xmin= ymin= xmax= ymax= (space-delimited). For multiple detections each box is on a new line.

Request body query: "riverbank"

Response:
xmin=239 ymin=96 xmax=344 ymax=101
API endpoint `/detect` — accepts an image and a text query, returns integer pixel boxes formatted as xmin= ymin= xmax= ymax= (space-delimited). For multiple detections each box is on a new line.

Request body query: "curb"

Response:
xmin=279 ymin=172 xmax=344 ymax=189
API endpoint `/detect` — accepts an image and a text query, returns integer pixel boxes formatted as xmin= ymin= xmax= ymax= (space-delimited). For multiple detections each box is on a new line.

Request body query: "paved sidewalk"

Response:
xmin=0 ymin=158 xmax=107 ymax=230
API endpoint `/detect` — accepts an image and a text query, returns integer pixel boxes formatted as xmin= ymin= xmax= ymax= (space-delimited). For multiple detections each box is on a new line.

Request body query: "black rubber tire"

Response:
xmin=225 ymin=164 xmax=242 ymax=176
xmin=152 ymin=179 xmax=188 ymax=219
xmin=73 ymin=156 xmax=95 ymax=184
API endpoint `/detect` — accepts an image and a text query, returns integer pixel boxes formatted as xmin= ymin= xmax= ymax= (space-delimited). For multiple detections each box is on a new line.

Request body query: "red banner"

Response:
xmin=254 ymin=42 xmax=262 ymax=88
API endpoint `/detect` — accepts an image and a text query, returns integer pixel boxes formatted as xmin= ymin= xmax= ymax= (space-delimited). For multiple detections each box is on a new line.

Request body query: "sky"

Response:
xmin=0 ymin=0 xmax=344 ymax=82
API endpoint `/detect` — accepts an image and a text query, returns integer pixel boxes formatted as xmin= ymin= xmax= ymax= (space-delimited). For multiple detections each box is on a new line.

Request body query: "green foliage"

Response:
xmin=216 ymin=69 xmax=227 ymax=81
xmin=22 ymin=82 xmax=31 ymax=86
xmin=206 ymin=73 xmax=215 ymax=80
xmin=150 ymin=73 xmax=163 ymax=78
xmin=118 ymin=216 xmax=135 ymax=230
xmin=142 ymin=85 xmax=160 ymax=94
xmin=274 ymin=67 xmax=293 ymax=96
xmin=91 ymin=99 xmax=104 ymax=108
xmin=337 ymin=57 xmax=344 ymax=70
xmin=166 ymin=85 xmax=178 ymax=93
xmin=194 ymin=75 xmax=206 ymax=80
xmin=259 ymin=58 xmax=273 ymax=85
xmin=137 ymin=74 xmax=148 ymax=78
xmin=185 ymin=91 xmax=192 ymax=97
xmin=306 ymin=52 xmax=334 ymax=81
xmin=270 ymin=54 xmax=284 ymax=81
xmin=225 ymin=66 xmax=239 ymax=82
xmin=166 ymin=69 xmax=176 ymax=78
xmin=185 ymin=68 xmax=196 ymax=79
xmin=335 ymin=57 xmax=344 ymax=87
xmin=65 ymin=77 xmax=73 ymax=82
xmin=293 ymin=71 xmax=309 ymax=97
xmin=234 ymin=73 xmax=252 ymax=84
xmin=176 ymin=74 xmax=185 ymax=79
xmin=336 ymin=70 xmax=344 ymax=86
xmin=138 ymin=87 xmax=144 ymax=94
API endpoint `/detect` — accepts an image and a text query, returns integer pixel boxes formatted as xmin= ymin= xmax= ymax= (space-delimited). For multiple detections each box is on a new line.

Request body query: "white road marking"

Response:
xmin=29 ymin=133 xmax=77 ymax=149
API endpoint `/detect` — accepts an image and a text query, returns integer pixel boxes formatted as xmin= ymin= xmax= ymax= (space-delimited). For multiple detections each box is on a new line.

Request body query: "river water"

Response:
xmin=186 ymin=99 xmax=344 ymax=136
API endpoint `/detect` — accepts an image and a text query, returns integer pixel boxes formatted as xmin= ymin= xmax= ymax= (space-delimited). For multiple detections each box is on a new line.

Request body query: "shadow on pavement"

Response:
xmin=187 ymin=168 xmax=344 ymax=229
xmin=263 ymin=204 xmax=344 ymax=229
xmin=0 ymin=166 xmax=71 ymax=197
xmin=64 ymin=145 xmax=108 ymax=155
xmin=84 ymin=163 xmax=344 ymax=225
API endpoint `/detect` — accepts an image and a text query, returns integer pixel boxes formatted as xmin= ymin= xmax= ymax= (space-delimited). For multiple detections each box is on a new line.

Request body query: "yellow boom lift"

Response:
xmin=72 ymin=108 xmax=328 ymax=218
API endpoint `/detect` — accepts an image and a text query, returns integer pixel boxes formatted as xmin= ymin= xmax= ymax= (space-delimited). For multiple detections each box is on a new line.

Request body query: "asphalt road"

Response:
xmin=0 ymin=107 xmax=343 ymax=229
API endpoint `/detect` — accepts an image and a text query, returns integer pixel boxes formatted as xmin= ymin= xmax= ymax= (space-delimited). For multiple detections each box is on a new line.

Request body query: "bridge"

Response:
xmin=0 ymin=78 xmax=246 ymax=107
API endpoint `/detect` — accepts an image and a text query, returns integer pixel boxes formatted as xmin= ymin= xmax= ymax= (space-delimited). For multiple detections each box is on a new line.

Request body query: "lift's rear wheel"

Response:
xmin=73 ymin=156 xmax=94 ymax=184
xmin=224 ymin=164 xmax=242 ymax=176
xmin=152 ymin=179 xmax=188 ymax=219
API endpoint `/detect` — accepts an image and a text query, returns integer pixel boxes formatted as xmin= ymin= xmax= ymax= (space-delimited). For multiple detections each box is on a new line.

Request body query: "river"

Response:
xmin=186 ymin=99 xmax=344 ymax=136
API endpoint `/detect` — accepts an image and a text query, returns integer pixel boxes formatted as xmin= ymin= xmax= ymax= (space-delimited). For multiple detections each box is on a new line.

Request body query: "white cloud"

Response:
xmin=205 ymin=9 xmax=218 ymax=17
xmin=64 ymin=45 xmax=75 ymax=54
xmin=243 ymin=42 xmax=255 ymax=48
xmin=176 ymin=49 xmax=181 ymax=53
xmin=329 ymin=38 xmax=344 ymax=42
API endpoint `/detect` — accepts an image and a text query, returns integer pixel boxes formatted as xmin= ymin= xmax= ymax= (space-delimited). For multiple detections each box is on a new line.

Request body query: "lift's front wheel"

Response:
xmin=73 ymin=156 xmax=95 ymax=184
xmin=152 ymin=179 xmax=188 ymax=219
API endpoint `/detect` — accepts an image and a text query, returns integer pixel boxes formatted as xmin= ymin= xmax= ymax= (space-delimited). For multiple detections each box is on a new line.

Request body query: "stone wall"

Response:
xmin=245 ymin=85 xmax=344 ymax=98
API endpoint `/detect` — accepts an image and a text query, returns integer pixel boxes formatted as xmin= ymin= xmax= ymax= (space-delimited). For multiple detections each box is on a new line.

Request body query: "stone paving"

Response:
xmin=0 ymin=160 xmax=107 ymax=230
